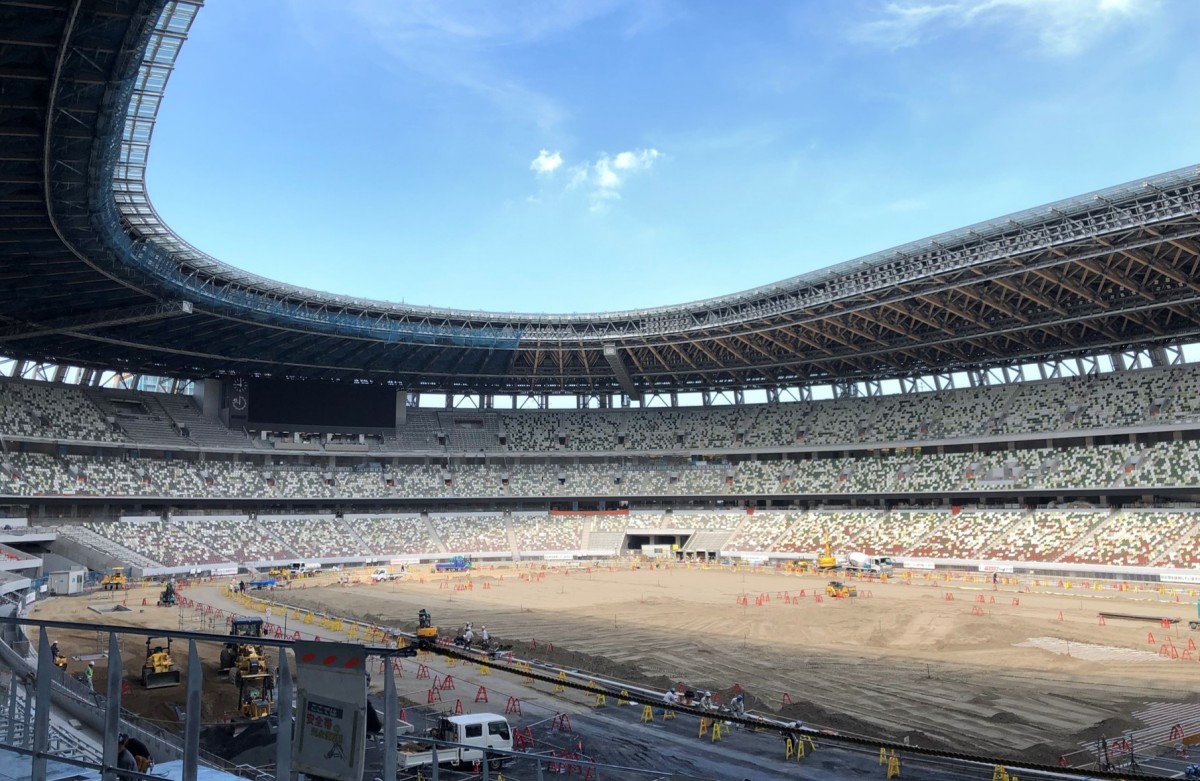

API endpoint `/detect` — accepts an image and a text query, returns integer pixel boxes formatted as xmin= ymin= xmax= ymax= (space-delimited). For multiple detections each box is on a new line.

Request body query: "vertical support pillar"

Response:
xmin=103 ymin=632 xmax=123 ymax=781
xmin=430 ymin=746 xmax=439 ymax=780
xmin=21 ymin=677 xmax=31 ymax=748
xmin=275 ymin=649 xmax=293 ymax=781
xmin=383 ymin=657 xmax=396 ymax=781
xmin=6 ymin=667 xmax=17 ymax=745
xmin=184 ymin=640 xmax=202 ymax=781
xmin=31 ymin=627 xmax=53 ymax=781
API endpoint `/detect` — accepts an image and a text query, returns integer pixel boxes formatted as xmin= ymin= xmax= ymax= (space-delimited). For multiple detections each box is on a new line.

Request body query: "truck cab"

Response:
xmin=399 ymin=713 xmax=511 ymax=770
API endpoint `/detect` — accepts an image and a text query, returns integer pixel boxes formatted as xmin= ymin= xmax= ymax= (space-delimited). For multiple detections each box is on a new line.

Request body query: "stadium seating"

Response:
xmin=720 ymin=512 xmax=790 ymax=552
xmin=31 ymin=505 xmax=1200 ymax=571
xmin=428 ymin=514 xmax=511 ymax=554
xmin=346 ymin=514 xmax=438 ymax=556
xmin=0 ymin=381 xmax=122 ymax=442
xmin=255 ymin=515 xmax=368 ymax=560
xmin=511 ymin=513 xmax=583 ymax=553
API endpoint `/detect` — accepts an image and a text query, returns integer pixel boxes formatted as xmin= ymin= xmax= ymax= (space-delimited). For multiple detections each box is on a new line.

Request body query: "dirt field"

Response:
xmin=257 ymin=564 xmax=1200 ymax=763
xmin=31 ymin=564 xmax=1200 ymax=766
xmin=29 ymin=584 xmax=256 ymax=726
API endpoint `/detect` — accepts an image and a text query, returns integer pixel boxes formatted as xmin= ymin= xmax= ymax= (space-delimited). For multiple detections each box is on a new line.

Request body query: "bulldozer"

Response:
xmin=817 ymin=535 xmax=839 ymax=571
xmin=99 ymin=567 xmax=127 ymax=591
xmin=220 ymin=617 xmax=266 ymax=679
xmin=825 ymin=580 xmax=858 ymax=599
xmin=142 ymin=637 xmax=181 ymax=689
xmin=157 ymin=579 xmax=177 ymax=607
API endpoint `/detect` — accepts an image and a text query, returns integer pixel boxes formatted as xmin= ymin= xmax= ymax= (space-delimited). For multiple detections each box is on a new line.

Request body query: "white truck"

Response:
xmin=846 ymin=552 xmax=895 ymax=575
xmin=398 ymin=713 xmax=512 ymax=771
xmin=371 ymin=567 xmax=397 ymax=582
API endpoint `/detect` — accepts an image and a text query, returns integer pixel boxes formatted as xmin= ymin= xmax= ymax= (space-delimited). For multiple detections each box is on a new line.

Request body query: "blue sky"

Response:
xmin=147 ymin=0 xmax=1198 ymax=314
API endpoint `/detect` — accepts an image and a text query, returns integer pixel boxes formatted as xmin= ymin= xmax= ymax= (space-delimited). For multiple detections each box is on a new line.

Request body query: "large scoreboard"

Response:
xmin=239 ymin=378 xmax=398 ymax=429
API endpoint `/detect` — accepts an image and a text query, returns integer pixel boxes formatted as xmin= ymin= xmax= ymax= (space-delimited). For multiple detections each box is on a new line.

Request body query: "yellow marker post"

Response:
xmin=887 ymin=751 xmax=901 ymax=779
xmin=618 ymin=689 xmax=630 ymax=706
xmin=640 ymin=705 xmax=654 ymax=723
xmin=662 ymin=709 xmax=675 ymax=721
xmin=554 ymin=671 xmax=567 ymax=694
xmin=786 ymin=738 xmax=794 ymax=760
xmin=594 ymin=692 xmax=607 ymax=707
xmin=699 ymin=718 xmax=710 ymax=738
xmin=711 ymin=721 xmax=723 ymax=742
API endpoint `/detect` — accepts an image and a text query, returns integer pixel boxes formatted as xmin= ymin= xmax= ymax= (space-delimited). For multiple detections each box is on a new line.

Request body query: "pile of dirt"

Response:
xmin=199 ymin=721 xmax=278 ymax=766
xmin=777 ymin=698 xmax=892 ymax=740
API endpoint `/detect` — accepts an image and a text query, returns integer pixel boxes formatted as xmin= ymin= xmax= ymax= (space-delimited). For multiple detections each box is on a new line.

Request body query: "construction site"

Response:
xmin=27 ymin=561 xmax=1200 ymax=778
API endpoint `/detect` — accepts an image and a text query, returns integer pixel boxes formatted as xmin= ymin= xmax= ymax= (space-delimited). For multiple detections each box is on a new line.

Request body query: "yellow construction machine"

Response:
xmin=817 ymin=535 xmax=839 ymax=571
xmin=825 ymin=581 xmax=858 ymax=599
xmin=415 ymin=608 xmax=438 ymax=649
xmin=142 ymin=637 xmax=181 ymax=689
xmin=99 ymin=567 xmax=127 ymax=591
xmin=236 ymin=671 xmax=273 ymax=721
xmin=230 ymin=645 xmax=270 ymax=686
xmin=220 ymin=617 xmax=266 ymax=681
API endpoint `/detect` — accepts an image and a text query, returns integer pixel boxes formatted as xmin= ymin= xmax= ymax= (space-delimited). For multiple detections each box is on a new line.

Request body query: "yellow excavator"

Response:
xmin=142 ymin=637 xmax=181 ymax=688
xmin=415 ymin=608 xmax=438 ymax=649
xmin=817 ymin=534 xmax=839 ymax=570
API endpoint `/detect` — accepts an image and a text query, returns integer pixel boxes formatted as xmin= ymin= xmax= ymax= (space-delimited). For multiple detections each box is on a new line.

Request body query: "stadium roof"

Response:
xmin=1 ymin=0 xmax=1200 ymax=396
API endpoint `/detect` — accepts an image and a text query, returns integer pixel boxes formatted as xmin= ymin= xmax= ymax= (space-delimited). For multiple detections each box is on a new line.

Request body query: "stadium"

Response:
xmin=1 ymin=1 xmax=1200 ymax=780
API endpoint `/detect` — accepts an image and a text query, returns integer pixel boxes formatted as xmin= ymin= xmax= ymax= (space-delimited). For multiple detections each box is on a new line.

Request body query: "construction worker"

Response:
xmin=85 ymin=661 xmax=95 ymax=692
xmin=121 ymin=733 xmax=153 ymax=772
xmin=480 ymin=626 xmax=490 ymax=645
xmin=50 ymin=641 xmax=60 ymax=660
xmin=115 ymin=734 xmax=137 ymax=780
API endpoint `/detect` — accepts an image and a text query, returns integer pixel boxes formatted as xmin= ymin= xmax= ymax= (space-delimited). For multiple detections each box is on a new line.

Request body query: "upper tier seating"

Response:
xmin=0 ymin=381 xmax=122 ymax=442
xmin=5 ymin=363 xmax=1200 ymax=454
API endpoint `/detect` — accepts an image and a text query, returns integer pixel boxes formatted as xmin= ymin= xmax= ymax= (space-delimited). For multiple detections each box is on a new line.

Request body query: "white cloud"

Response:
xmin=588 ymin=149 xmax=663 ymax=211
xmin=540 ymin=148 xmax=663 ymax=212
xmin=530 ymin=150 xmax=563 ymax=175
xmin=613 ymin=149 xmax=662 ymax=170
xmin=854 ymin=0 xmax=1156 ymax=55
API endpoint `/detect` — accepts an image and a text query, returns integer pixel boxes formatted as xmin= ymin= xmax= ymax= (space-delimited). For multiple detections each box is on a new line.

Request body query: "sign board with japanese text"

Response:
xmin=291 ymin=641 xmax=367 ymax=781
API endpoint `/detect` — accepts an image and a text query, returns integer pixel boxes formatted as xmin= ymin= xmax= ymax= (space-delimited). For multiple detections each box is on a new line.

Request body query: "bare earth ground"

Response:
xmin=31 ymin=564 xmax=1200 ymax=767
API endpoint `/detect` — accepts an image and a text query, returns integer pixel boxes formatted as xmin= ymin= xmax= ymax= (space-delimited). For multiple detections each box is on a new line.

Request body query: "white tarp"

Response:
xmin=292 ymin=641 xmax=367 ymax=781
